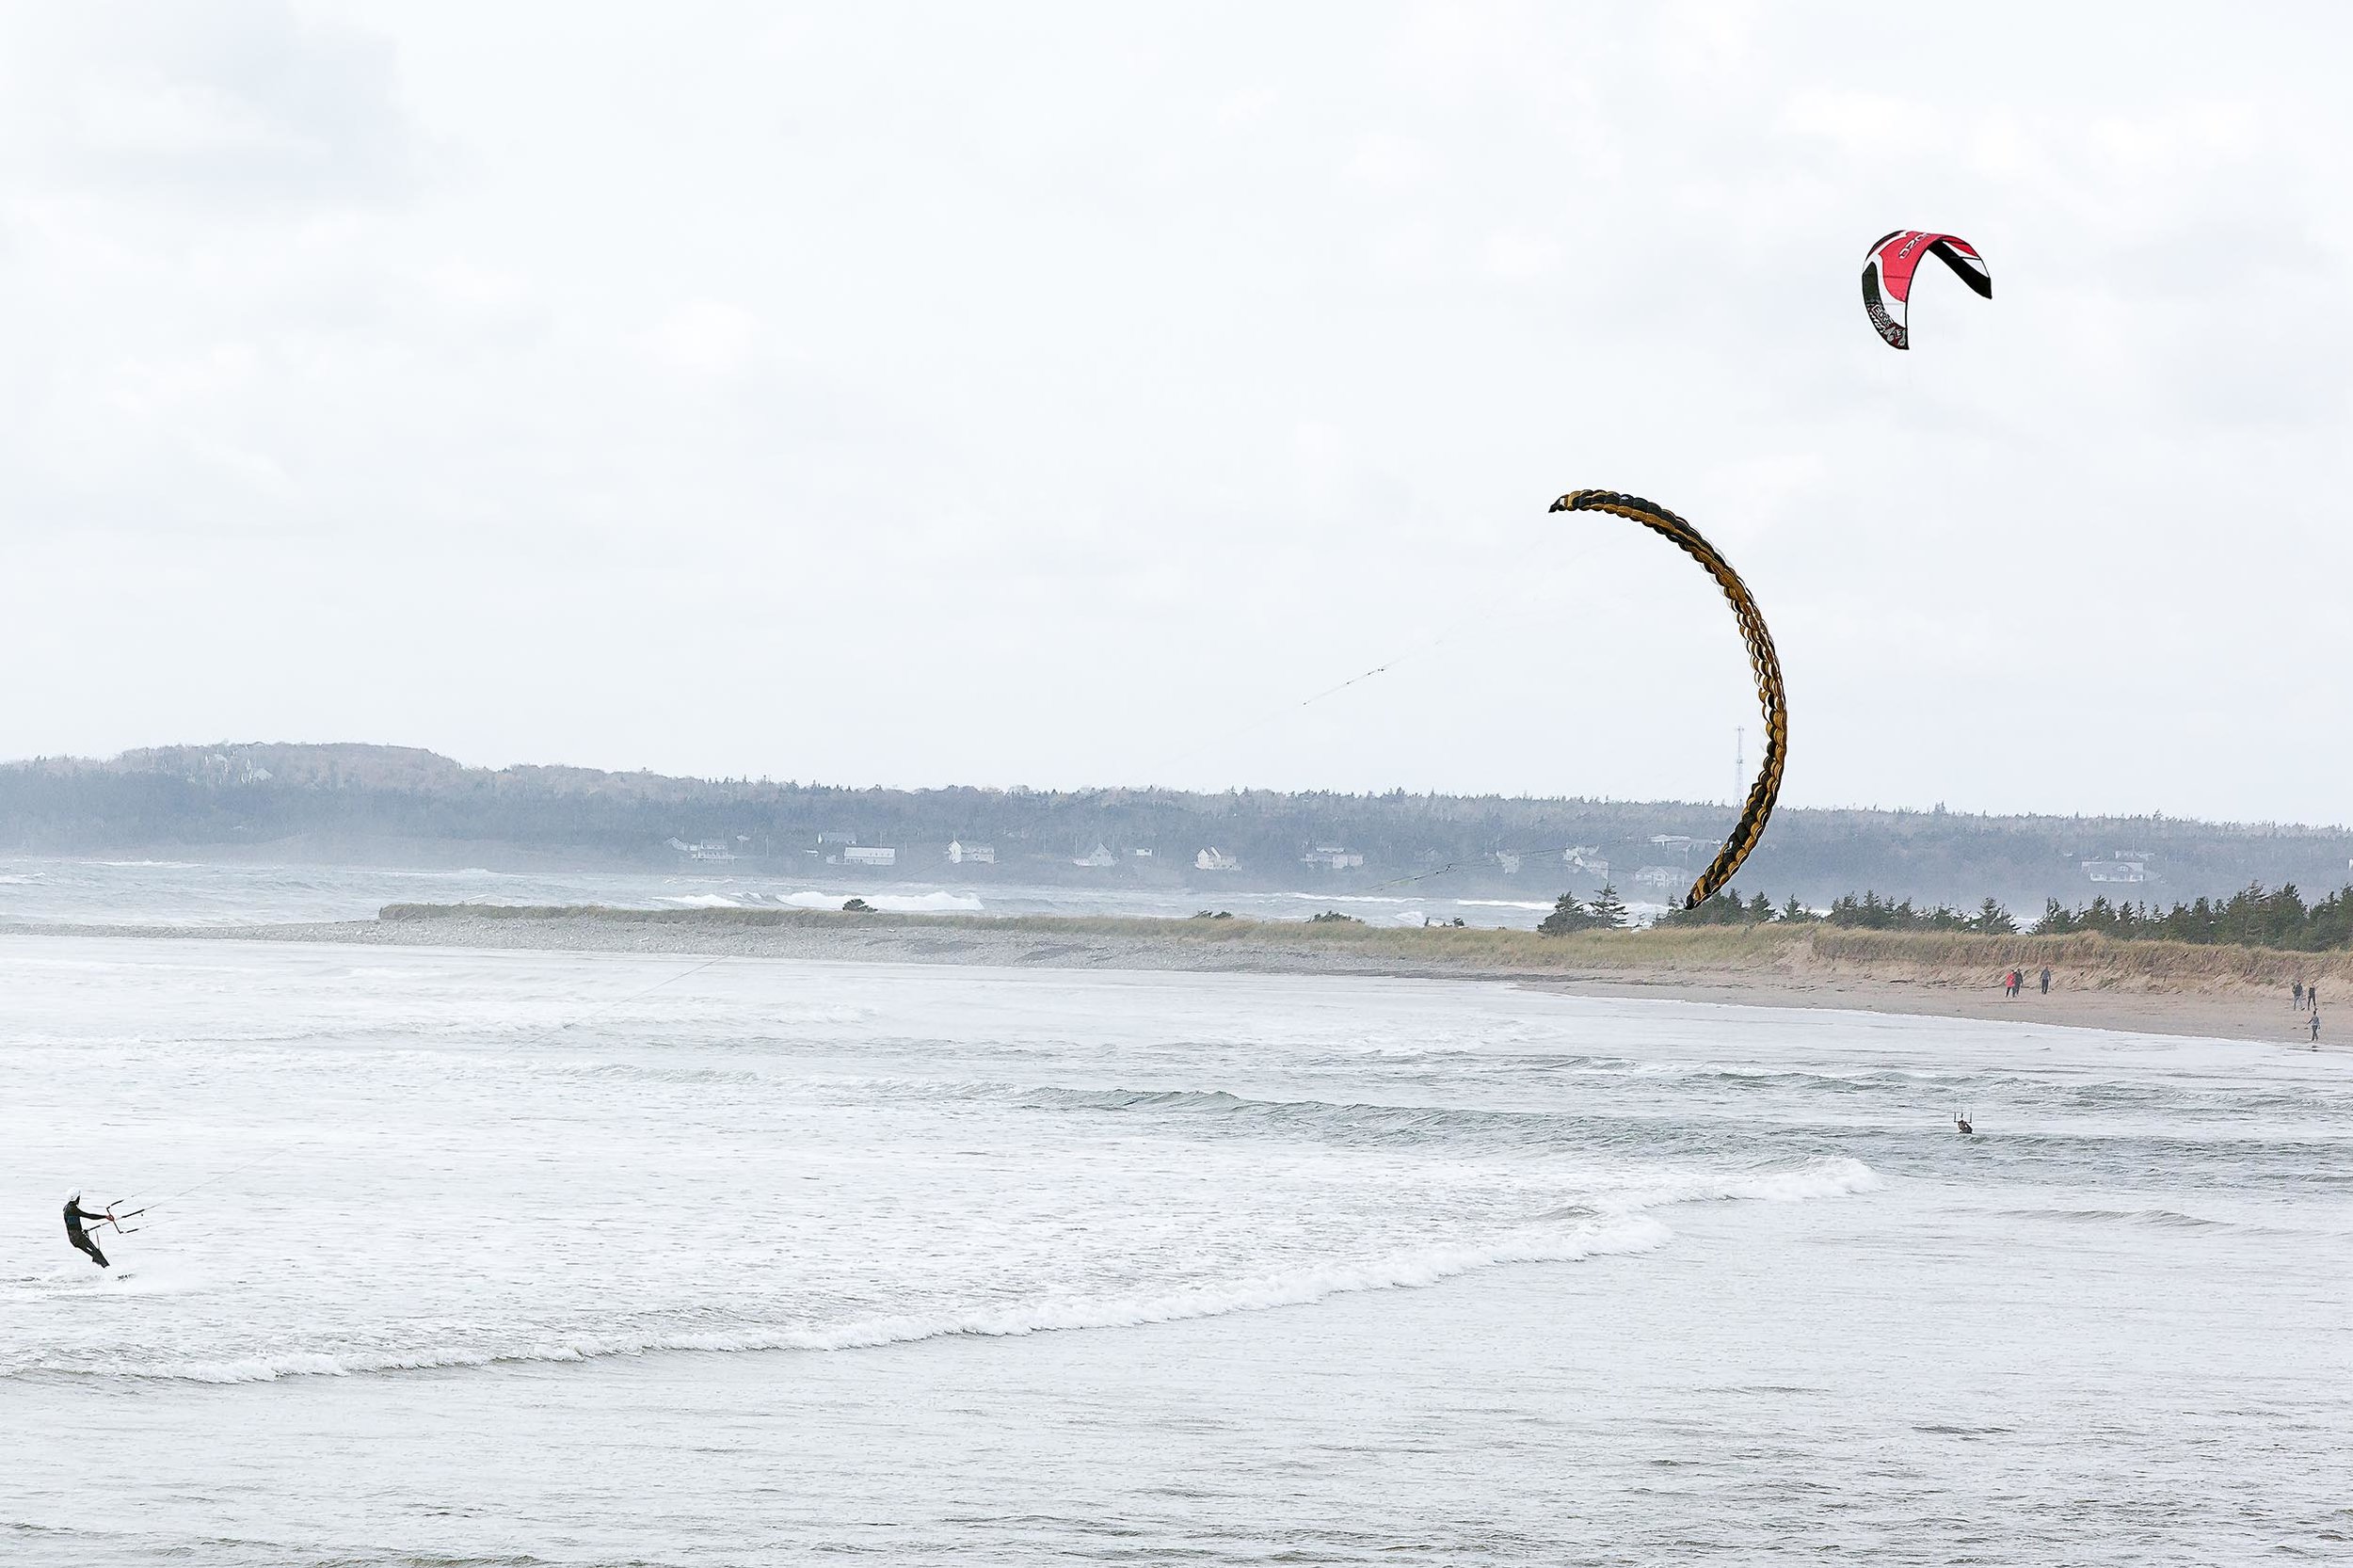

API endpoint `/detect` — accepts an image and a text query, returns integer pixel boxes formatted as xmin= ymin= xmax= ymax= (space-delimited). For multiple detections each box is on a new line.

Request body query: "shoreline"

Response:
xmin=9 ymin=904 xmax=2340 ymax=1049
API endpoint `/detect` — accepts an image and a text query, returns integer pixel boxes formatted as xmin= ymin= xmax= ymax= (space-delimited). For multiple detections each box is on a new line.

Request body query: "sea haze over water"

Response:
xmin=0 ymin=855 xmax=1618 ymax=930
xmin=4 ymin=928 xmax=2348 ymax=1563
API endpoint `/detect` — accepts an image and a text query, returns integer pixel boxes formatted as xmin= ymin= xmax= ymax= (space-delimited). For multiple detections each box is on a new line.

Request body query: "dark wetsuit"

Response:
xmin=64 ymin=1201 xmax=110 ymax=1269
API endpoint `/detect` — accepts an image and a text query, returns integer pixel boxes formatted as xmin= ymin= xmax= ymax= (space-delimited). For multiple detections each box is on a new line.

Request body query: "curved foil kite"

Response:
xmin=1549 ymin=490 xmax=1787 ymax=910
xmin=1861 ymin=231 xmax=1991 ymax=350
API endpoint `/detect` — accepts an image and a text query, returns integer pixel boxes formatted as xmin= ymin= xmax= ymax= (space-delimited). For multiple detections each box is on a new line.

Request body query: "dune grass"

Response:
xmin=375 ymin=903 xmax=2353 ymax=993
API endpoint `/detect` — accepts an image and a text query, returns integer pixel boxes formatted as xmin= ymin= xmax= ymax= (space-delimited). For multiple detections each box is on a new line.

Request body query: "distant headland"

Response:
xmin=6 ymin=741 xmax=2352 ymax=916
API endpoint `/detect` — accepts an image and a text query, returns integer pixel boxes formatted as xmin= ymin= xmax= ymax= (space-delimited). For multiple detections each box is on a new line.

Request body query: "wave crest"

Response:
xmin=59 ymin=1218 xmax=1672 ymax=1384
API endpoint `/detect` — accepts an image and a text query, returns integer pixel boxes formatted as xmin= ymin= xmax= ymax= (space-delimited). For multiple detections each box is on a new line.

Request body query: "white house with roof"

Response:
xmin=948 ymin=840 xmax=996 ymax=865
xmin=1195 ymin=847 xmax=1240 ymax=872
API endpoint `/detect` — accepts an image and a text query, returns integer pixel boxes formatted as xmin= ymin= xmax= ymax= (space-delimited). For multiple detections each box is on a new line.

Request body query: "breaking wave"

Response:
xmin=40 ymin=1217 xmax=1672 ymax=1384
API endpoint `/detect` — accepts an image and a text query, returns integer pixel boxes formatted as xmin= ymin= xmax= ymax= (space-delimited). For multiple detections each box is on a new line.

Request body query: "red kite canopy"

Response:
xmin=1861 ymin=232 xmax=1991 ymax=350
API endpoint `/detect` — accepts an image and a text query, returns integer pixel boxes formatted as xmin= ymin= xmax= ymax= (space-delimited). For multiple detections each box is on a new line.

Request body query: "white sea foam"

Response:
xmin=75 ymin=1218 xmax=1673 ymax=1384
xmin=777 ymin=889 xmax=985 ymax=913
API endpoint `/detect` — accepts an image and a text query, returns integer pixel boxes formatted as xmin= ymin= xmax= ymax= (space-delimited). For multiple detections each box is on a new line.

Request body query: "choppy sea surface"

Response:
xmin=4 ymin=926 xmax=2349 ymax=1563
xmin=0 ymin=854 xmax=1637 ymax=931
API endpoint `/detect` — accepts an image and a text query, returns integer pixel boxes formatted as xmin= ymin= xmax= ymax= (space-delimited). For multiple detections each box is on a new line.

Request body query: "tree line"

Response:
xmin=10 ymin=744 xmax=2353 ymax=914
xmin=2035 ymin=883 xmax=2353 ymax=951
xmin=1539 ymin=881 xmax=2353 ymax=952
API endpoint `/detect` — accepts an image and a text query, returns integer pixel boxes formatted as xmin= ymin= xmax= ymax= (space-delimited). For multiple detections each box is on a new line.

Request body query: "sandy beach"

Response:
xmin=76 ymin=904 xmax=2338 ymax=1050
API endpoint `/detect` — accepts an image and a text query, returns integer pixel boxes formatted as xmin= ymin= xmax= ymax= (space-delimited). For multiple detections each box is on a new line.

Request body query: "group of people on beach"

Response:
xmin=1993 ymin=968 xmax=2321 ymax=1044
xmin=2000 ymin=967 xmax=2051 ymax=999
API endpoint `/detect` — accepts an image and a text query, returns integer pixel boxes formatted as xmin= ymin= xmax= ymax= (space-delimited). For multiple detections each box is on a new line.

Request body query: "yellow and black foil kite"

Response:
xmin=1548 ymin=490 xmax=1787 ymax=910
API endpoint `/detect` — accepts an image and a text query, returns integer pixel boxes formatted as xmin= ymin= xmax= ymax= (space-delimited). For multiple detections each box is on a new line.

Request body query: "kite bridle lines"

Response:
xmin=1549 ymin=489 xmax=1787 ymax=910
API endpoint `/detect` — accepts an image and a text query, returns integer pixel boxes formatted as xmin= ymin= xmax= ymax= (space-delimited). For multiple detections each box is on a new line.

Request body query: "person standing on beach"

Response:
xmin=2311 ymin=1012 xmax=2321 ymax=1045
xmin=2040 ymin=967 xmax=2052 ymax=996
xmin=2294 ymin=981 xmax=2304 ymax=1009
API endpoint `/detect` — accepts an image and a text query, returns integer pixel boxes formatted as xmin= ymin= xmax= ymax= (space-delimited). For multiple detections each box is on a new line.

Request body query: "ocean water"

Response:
xmin=0 ymin=855 xmax=1645 ymax=931
xmin=4 ymin=933 xmax=2348 ymax=1564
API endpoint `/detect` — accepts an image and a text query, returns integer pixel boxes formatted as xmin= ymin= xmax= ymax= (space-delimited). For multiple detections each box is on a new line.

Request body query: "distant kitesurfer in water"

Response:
xmin=63 ymin=1192 xmax=112 ymax=1269
xmin=1955 ymin=1111 xmax=1974 ymax=1135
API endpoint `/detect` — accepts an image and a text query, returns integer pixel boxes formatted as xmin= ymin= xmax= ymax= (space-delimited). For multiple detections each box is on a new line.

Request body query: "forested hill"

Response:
xmin=4 ymin=743 xmax=2348 ymax=911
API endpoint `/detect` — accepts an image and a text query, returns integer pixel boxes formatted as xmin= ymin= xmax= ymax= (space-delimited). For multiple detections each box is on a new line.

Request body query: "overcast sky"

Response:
xmin=4 ymin=3 xmax=2347 ymax=823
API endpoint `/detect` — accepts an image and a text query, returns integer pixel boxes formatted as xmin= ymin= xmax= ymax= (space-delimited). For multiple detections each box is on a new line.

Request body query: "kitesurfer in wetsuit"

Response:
xmin=63 ymin=1192 xmax=112 ymax=1269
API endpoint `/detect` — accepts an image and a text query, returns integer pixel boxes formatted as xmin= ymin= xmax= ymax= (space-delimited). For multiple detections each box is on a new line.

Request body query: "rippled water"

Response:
xmin=4 ymin=933 xmax=2348 ymax=1563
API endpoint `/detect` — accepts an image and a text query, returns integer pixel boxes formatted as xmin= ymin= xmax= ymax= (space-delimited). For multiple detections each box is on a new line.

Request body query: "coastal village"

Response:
xmin=663 ymin=823 xmax=2227 ymax=914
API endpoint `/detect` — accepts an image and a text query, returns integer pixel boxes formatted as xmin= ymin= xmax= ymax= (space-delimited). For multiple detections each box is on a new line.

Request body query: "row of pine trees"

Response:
xmin=1538 ymin=882 xmax=2353 ymax=952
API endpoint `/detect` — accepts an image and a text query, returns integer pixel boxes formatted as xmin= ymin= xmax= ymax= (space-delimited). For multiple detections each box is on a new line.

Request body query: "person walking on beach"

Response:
xmin=2311 ymin=1012 xmax=2321 ymax=1045
xmin=2294 ymin=981 xmax=2304 ymax=1009
xmin=2040 ymin=967 xmax=2052 ymax=996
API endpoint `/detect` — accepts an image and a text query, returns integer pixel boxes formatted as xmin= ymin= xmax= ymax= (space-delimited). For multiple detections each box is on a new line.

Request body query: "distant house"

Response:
xmin=842 ymin=845 xmax=896 ymax=869
xmin=1633 ymin=865 xmax=1683 ymax=888
xmin=664 ymin=836 xmax=740 ymax=862
xmin=1196 ymin=847 xmax=1240 ymax=872
xmin=2083 ymin=856 xmax=2150 ymax=884
xmin=816 ymin=831 xmax=857 ymax=846
xmin=203 ymin=752 xmax=274 ymax=784
xmin=1491 ymin=851 xmax=1522 ymax=875
xmin=1074 ymin=842 xmax=1116 ymax=868
xmin=1564 ymin=846 xmax=1609 ymax=882
xmin=1300 ymin=845 xmax=1364 ymax=871
xmin=948 ymin=840 xmax=996 ymax=865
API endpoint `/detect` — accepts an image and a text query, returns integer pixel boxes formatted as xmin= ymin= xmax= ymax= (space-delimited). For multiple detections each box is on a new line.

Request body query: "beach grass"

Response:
xmin=375 ymin=904 xmax=2353 ymax=994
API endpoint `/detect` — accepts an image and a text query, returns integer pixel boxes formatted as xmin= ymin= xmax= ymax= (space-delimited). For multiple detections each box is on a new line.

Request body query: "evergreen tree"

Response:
xmin=1587 ymin=883 xmax=1630 ymax=929
xmin=1971 ymin=897 xmax=2016 ymax=935
xmin=1538 ymin=892 xmax=1604 ymax=935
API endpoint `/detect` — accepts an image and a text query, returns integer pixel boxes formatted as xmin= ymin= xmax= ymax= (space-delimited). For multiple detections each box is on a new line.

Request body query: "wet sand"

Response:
xmin=1523 ymin=969 xmax=2331 ymax=1049
xmin=70 ymin=906 xmax=2331 ymax=1051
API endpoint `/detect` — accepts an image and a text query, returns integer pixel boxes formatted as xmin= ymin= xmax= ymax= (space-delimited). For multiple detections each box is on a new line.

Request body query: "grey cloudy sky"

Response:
xmin=4 ymin=3 xmax=2347 ymax=823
